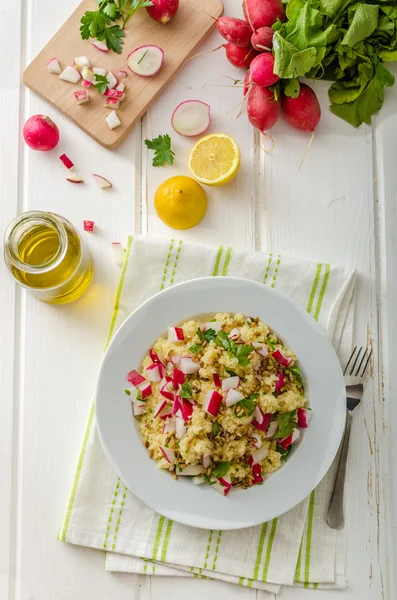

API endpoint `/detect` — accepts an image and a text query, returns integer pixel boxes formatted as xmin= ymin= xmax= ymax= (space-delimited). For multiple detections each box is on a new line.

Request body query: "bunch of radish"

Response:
xmin=212 ymin=2 xmax=321 ymax=136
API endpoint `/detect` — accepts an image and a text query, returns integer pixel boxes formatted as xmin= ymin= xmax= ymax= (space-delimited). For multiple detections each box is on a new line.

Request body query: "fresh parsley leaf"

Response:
xmin=225 ymin=368 xmax=239 ymax=377
xmin=203 ymin=474 xmax=216 ymax=486
xmin=189 ymin=344 xmax=203 ymax=354
xmin=102 ymin=0 xmax=120 ymax=20
xmin=212 ymin=462 xmax=230 ymax=478
xmin=80 ymin=11 xmax=110 ymax=39
xmin=289 ymin=366 xmax=303 ymax=386
xmin=209 ymin=318 xmax=216 ymax=322
xmin=215 ymin=330 xmax=233 ymax=352
xmin=197 ymin=327 xmax=217 ymax=343
xmin=125 ymin=389 xmax=131 ymax=395
xmin=98 ymin=24 xmax=124 ymax=54
xmin=212 ymin=422 xmax=221 ymax=437
xmin=136 ymin=390 xmax=145 ymax=402
xmin=276 ymin=443 xmax=292 ymax=460
xmin=266 ymin=339 xmax=276 ymax=351
xmin=180 ymin=382 xmax=193 ymax=400
xmin=274 ymin=411 xmax=297 ymax=439
xmin=235 ymin=395 xmax=257 ymax=418
xmin=235 ymin=344 xmax=254 ymax=366
xmin=144 ymin=134 xmax=175 ymax=167
xmin=94 ymin=74 xmax=109 ymax=95
xmin=215 ymin=332 xmax=253 ymax=365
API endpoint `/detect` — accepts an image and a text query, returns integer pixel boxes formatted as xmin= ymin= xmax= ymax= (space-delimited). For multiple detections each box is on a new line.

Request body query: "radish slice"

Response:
xmin=66 ymin=172 xmax=84 ymax=183
xmin=145 ymin=363 xmax=162 ymax=382
xmin=81 ymin=66 xmax=95 ymax=82
xmin=47 ymin=58 xmax=61 ymax=74
xmin=203 ymin=390 xmax=223 ymax=417
xmin=178 ymin=464 xmax=203 ymax=476
xmin=93 ymin=67 xmax=107 ymax=76
xmin=253 ymin=341 xmax=268 ymax=357
xmin=119 ymin=69 xmax=128 ymax=78
xmin=252 ymin=463 xmax=264 ymax=485
xmin=279 ymin=428 xmax=300 ymax=449
xmin=252 ymin=445 xmax=269 ymax=464
xmin=137 ymin=381 xmax=152 ymax=399
xmin=170 ymin=355 xmax=181 ymax=366
xmin=92 ymin=39 xmax=108 ymax=52
xmin=172 ymin=396 xmax=182 ymax=418
xmin=252 ymin=432 xmax=262 ymax=448
xmin=74 ymin=56 xmax=90 ymax=69
xmin=83 ymin=220 xmax=94 ymax=232
xmin=105 ymin=97 xmax=120 ymax=110
xmin=192 ymin=476 xmax=204 ymax=485
xmin=213 ymin=373 xmax=221 ymax=388
xmin=150 ymin=348 xmax=162 ymax=364
xmin=175 ymin=416 xmax=187 ymax=439
xmin=81 ymin=80 xmax=91 ymax=88
xmin=106 ymin=71 xmax=118 ymax=89
xmin=162 ymin=417 xmax=176 ymax=434
xmin=59 ymin=66 xmax=81 ymax=83
xmin=297 ymin=408 xmax=310 ymax=428
xmin=273 ymin=349 xmax=292 ymax=367
xmin=225 ymin=389 xmax=244 ymax=407
xmin=132 ymin=402 xmax=146 ymax=417
xmin=160 ymin=446 xmax=175 ymax=464
xmin=222 ymin=376 xmax=240 ymax=392
xmin=275 ymin=373 xmax=285 ymax=394
xmin=266 ymin=420 xmax=278 ymax=438
xmin=212 ymin=475 xmax=232 ymax=496
xmin=59 ymin=154 xmax=74 ymax=170
xmin=205 ymin=321 xmax=222 ymax=333
xmin=252 ymin=409 xmax=272 ymax=432
xmin=202 ymin=454 xmax=211 ymax=469
xmin=181 ymin=399 xmax=194 ymax=422
xmin=172 ymin=368 xmax=185 ymax=387
xmin=154 ymin=399 xmax=168 ymax=417
xmin=168 ymin=327 xmax=184 ymax=342
xmin=127 ymin=45 xmax=164 ymax=77
xmin=126 ymin=370 xmax=145 ymax=386
xmin=115 ymin=82 xmax=125 ymax=92
xmin=228 ymin=328 xmax=240 ymax=340
xmin=179 ymin=357 xmax=200 ymax=375
xmin=112 ymin=242 xmax=125 ymax=267
xmin=106 ymin=110 xmax=121 ymax=130
xmin=92 ymin=174 xmax=112 ymax=189
xmin=73 ymin=90 xmax=90 ymax=104
xmin=171 ymin=100 xmax=211 ymax=137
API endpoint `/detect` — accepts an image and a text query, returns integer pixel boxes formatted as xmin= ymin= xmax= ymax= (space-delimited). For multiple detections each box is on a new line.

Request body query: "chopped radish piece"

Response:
xmin=115 ymin=82 xmax=125 ymax=92
xmin=252 ymin=463 xmax=264 ymax=485
xmin=165 ymin=361 xmax=174 ymax=375
xmin=162 ymin=417 xmax=176 ymax=434
xmin=202 ymin=454 xmax=211 ymax=469
xmin=175 ymin=416 xmax=187 ymax=439
xmin=252 ymin=432 xmax=262 ymax=448
xmin=181 ymin=399 xmax=194 ymax=422
xmin=73 ymin=90 xmax=90 ymax=104
xmin=228 ymin=328 xmax=240 ymax=340
xmin=203 ymin=390 xmax=223 ymax=417
xmin=160 ymin=375 xmax=172 ymax=389
xmin=273 ymin=349 xmax=292 ymax=367
xmin=168 ymin=327 xmax=184 ymax=342
xmin=47 ymin=58 xmax=61 ymax=74
xmin=225 ymin=389 xmax=244 ymax=407
xmin=297 ymin=408 xmax=310 ymax=428
xmin=179 ymin=357 xmax=200 ymax=375
xmin=170 ymin=355 xmax=181 ymax=366
xmin=137 ymin=381 xmax=152 ymax=399
xmin=154 ymin=399 xmax=168 ymax=417
xmin=172 ymin=396 xmax=182 ymax=418
xmin=119 ymin=69 xmax=128 ymax=78
xmin=279 ymin=428 xmax=300 ymax=449
xmin=106 ymin=110 xmax=121 ymax=130
xmin=222 ymin=376 xmax=239 ymax=392
xmin=160 ymin=446 xmax=175 ymax=464
xmin=112 ymin=242 xmax=125 ymax=267
xmin=145 ymin=363 xmax=162 ymax=382
xmin=192 ymin=476 xmax=204 ymax=485
xmin=92 ymin=39 xmax=108 ymax=52
xmin=160 ymin=386 xmax=174 ymax=402
xmin=171 ymin=100 xmax=211 ymax=137
xmin=253 ymin=341 xmax=268 ymax=357
xmin=105 ymin=97 xmax=120 ymax=109
xmin=178 ymin=464 xmax=203 ymax=476
xmin=172 ymin=368 xmax=185 ymax=387
xmin=93 ymin=67 xmax=107 ymax=76
xmin=106 ymin=71 xmax=118 ymax=89
xmin=81 ymin=66 xmax=95 ymax=83
xmin=212 ymin=475 xmax=232 ymax=496
xmin=275 ymin=373 xmax=285 ymax=394
xmin=205 ymin=321 xmax=222 ymax=333
xmin=104 ymin=89 xmax=124 ymax=98
xmin=252 ymin=445 xmax=269 ymax=464
xmin=74 ymin=56 xmax=90 ymax=70
xmin=59 ymin=66 xmax=81 ymax=83
xmin=266 ymin=420 xmax=278 ymax=438
xmin=252 ymin=409 xmax=272 ymax=432
xmin=150 ymin=348 xmax=162 ymax=364
xmin=92 ymin=174 xmax=112 ymax=189
xmin=213 ymin=373 xmax=221 ymax=388
xmin=132 ymin=401 xmax=146 ymax=416
xmin=66 ymin=172 xmax=84 ymax=183
xmin=127 ymin=45 xmax=164 ymax=77
xmin=83 ymin=220 xmax=94 ymax=232
xmin=59 ymin=154 xmax=74 ymax=170
xmin=81 ymin=80 xmax=91 ymax=88
xmin=126 ymin=370 xmax=145 ymax=386
xmin=254 ymin=406 xmax=263 ymax=424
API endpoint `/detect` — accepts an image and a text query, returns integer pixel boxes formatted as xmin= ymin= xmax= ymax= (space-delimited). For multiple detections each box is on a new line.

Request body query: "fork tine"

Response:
xmin=349 ymin=347 xmax=363 ymax=376
xmin=344 ymin=346 xmax=357 ymax=376
xmin=361 ymin=348 xmax=373 ymax=377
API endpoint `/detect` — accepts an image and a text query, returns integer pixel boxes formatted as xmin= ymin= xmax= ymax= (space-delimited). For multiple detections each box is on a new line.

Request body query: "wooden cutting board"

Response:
xmin=23 ymin=0 xmax=223 ymax=149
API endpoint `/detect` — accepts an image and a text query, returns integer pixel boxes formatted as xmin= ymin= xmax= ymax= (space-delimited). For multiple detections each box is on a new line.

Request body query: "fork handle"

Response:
xmin=326 ymin=410 xmax=353 ymax=529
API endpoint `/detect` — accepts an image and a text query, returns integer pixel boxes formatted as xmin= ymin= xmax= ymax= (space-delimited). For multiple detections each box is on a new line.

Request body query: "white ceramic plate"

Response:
xmin=96 ymin=277 xmax=345 ymax=530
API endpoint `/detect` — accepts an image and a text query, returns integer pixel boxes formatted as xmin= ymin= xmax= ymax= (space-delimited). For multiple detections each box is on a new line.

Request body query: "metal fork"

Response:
xmin=326 ymin=346 xmax=373 ymax=529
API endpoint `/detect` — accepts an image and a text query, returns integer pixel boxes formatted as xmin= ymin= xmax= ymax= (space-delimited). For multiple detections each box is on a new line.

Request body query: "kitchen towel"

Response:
xmin=58 ymin=236 xmax=355 ymax=594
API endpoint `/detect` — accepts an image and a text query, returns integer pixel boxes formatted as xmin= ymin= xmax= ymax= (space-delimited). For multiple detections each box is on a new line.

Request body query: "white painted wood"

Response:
xmin=2 ymin=0 xmax=396 ymax=599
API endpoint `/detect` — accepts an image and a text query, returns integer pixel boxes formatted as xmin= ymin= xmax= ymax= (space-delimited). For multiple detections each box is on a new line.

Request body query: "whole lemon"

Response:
xmin=154 ymin=175 xmax=207 ymax=230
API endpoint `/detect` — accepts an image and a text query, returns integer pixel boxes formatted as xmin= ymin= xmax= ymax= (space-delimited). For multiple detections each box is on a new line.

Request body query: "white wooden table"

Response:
xmin=1 ymin=1 xmax=396 ymax=598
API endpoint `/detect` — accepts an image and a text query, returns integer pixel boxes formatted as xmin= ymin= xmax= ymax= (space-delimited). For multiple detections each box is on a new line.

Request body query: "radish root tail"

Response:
xmin=190 ymin=6 xmax=216 ymax=20
xmin=259 ymin=132 xmax=275 ymax=153
xmin=217 ymin=95 xmax=247 ymax=119
xmin=244 ymin=0 xmax=255 ymax=31
xmin=184 ymin=45 xmax=224 ymax=65
xmin=298 ymin=131 xmax=315 ymax=170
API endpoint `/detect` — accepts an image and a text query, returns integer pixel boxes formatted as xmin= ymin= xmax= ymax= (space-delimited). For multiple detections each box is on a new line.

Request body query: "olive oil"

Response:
xmin=4 ymin=211 xmax=93 ymax=304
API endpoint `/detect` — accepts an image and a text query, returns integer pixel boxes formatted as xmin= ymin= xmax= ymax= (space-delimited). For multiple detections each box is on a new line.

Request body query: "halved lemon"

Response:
xmin=188 ymin=133 xmax=240 ymax=187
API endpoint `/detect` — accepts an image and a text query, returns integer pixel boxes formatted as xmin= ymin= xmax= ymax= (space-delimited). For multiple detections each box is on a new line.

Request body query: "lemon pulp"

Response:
xmin=188 ymin=133 xmax=240 ymax=186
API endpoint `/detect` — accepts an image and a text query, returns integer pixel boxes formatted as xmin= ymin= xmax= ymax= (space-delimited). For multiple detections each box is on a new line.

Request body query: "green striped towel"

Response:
xmin=59 ymin=237 xmax=355 ymax=593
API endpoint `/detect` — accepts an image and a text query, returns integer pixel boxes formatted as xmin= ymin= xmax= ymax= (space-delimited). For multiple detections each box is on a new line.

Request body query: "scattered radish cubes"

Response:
xmin=171 ymin=100 xmax=211 ymax=137
xmin=74 ymin=90 xmax=90 ymax=104
xmin=146 ymin=0 xmax=179 ymax=23
xmin=23 ymin=115 xmax=60 ymax=151
xmin=93 ymin=174 xmax=112 ymax=189
xmin=59 ymin=66 xmax=81 ymax=84
xmin=47 ymin=58 xmax=61 ymax=74
xmin=59 ymin=154 xmax=74 ymax=169
xmin=106 ymin=110 xmax=121 ymax=130
xmin=74 ymin=56 xmax=90 ymax=70
xmin=127 ymin=45 xmax=164 ymax=77
xmin=66 ymin=172 xmax=84 ymax=183
xmin=83 ymin=220 xmax=95 ymax=232
xmin=93 ymin=67 xmax=107 ymax=76
xmin=119 ymin=69 xmax=128 ymax=78
xmin=105 ymin=97 xmax=120 ymax=109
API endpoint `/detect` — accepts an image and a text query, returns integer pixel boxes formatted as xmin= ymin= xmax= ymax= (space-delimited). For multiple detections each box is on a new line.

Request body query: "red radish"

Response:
xmin=175 ymin=416 xmax=187 ymax=439
xmin=23 ymin=115 xmax=60 ymax=151
xmin=172 ymin=368 xmax=185 ymax=387
xmin=253 ymin=405 xmax=263 ymax=424
xmin=252 ymin=341 xmax=268 ymax=357
xmin=126 ymin=370 xmax=145 ymax=386
xmin=279 ymin=428 xmax=300 ymax=449
xmin=216 ymin=16 xmax=252 ymax=47
xmin=93 ymin=67 xmax=107 ymax=77
xmin=106 ymin=72 xmax=118 ymax=89
xmin=128 ymin=45 xmax=164 ymax=76
xmin=172 ymin=396 xmax=183 ymax=417
xmin=252 ymin=444 xmax=269 ymax=464
xmin=203 ymin=390 xmax=223 ymax=417
xmin=179 ymin=357 xmax=200 ymax=375
xmin=243 ymin=0 xmax=285 ymax=29
xmin=252 ymin=463 xmax=264 ymax=485
xmin=74 ymin=56 xmax=90 ymax=70
xmin=105 ymin=97 xmax=120 ymax=110
xmin=171 ymin=101 xmax=211 ymax=137
xmin=225 ymin=389 xmax=244 ymax=407
xmin=160 ymin=446 xmax=176 ymax=464
xmin=73 ymin=90 xmax=90 ymax=105
xmin=213 ymin=373 xmax=222 ymax=388
xmin=106 ymin=110 xmax=121 ymax=130
xmin=150 ymin=348 xmax=161 ymax=363
xmin=228 ymin=328 xmax=240 ymax=340
xmin=145 ymin=363 xmax=162 ymax=382
xmin=92 ymin=174 xmax=112 ymax=189
xmin=47 ymin=58 xmax=61 ymax=74
xmin=202 ymin=454 xmax=211 ymax=469
xmin=297 ymin=408 xmax=310 ymax=428
xmin=204 ymin=321 xmax=222 ymax=333
xmin=83 ymin=220 xmax=94 ymax=232
xmin=272 ymin=349 xmax=291 ymax=367
xmin=162 ymin=417 xmax=176 ymax=434
xmin=168 ymin=327 xmax=184 ymax=342
xmin=59 ymin=66 xmax=81 ymax=83
xmin=81 ymin=80 xmax=91 ymax=88
xmin=104 ymin=89 xmax=124 ymax=99
xmin=132 ymin=402 xmax=146 ymax=417
xmin=146 ymin=0 xmax=179 ymax=23
xmin=181 ymin=399 xmax=194 ymax=422
xmin=81 ymin=66 xmax=95 ymax=83
xmin=170 ymin=355 xmax=181 ymax=366
xmin=252 ymin=432 xmax=262 ymax=448
xmin=275 ymin=373 xmax=285 ymax=394
xmin=112 ymin=242 xmax=125 ymax=267
xmin=138 ymin=381 xmax=152 ymax=399
xmin=178 ymin=465 xmax=203 ymax=476
xmin=282 ymin=84 xmax=321 ymax=132
xmin=59 ymin=154 xmax=74 ymax=169
xmin=213 ymin=475 xmax=232 ymax=496
xmin=222 ymin=376 xmax=240 ymax=392
xmin=154 ymin=399 xmax=168 ymax=417
xmin=243 ymin=72 xmax=251 ymax=96
xmin=252 ymin=409 xmax=272 ymax=431
xmin=247 ymin=84 xmax=280 ymax=131
xmin=224 ymin=43 xmax=258 ymax=69
xmin=266 ymin=420 xmax=278 ymax=438
xmin=250 ymin=53 xmax=279 ymax=87
xmin=119 ymin=69 xmax=128 ymax=78
xmin=251 ymin=27 xmax=274 ymax=51
xmin=115 ymin=82 xmax=125 ymax=93
xmin=66 ymin=172 xmax=84 ymax=184
xmin=92 ymin=39 xmax=108 ymax=52
xmin=192 ymin=476 xmax=204 ymax=485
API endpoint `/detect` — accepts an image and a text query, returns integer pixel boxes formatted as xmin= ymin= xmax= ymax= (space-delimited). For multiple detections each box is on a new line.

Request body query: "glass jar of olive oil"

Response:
xmin=4 ymin=211 xmax=93 ymax=304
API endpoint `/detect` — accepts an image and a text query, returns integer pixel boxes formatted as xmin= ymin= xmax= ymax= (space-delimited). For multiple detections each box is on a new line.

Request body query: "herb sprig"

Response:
xmin=215 ymin=331 xmax=254 ymax=366
xmin=144 ymin=134 xmax=175 ymax=167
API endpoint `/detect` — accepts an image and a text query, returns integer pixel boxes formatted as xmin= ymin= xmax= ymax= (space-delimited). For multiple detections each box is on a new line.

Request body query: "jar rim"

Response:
xmin=4 ymin=211 xmax=69 ymax=275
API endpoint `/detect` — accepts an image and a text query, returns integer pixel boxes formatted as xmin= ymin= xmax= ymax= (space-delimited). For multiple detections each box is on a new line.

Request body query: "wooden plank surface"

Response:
xmin=23 ymin=0 xmax=223 ymax=149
